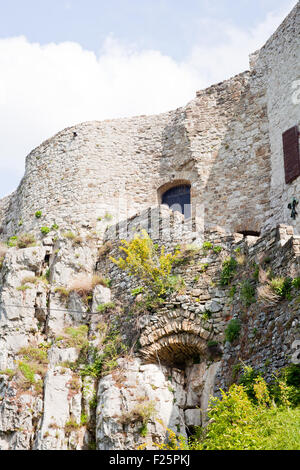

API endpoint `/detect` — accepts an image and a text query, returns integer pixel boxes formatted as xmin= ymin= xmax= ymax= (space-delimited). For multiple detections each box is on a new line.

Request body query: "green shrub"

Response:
xmin=213 ymin=246 xmax=222 ymax=254
xmin=202 ymin=241 xmax=213 ymax=251
xmin=18 ymin=362 xmax=36 ymax=384
xmin=35 ymin=211 xmax=42 ymax=219
xmin=96 ymin=302 xmax=116 ymax=313
xmin=292 ymin=277 xmax=300 ymax=290
xmin=253 ymin=263 xmax=260 ymax=282
xmin=270 ymin=277 xmax=293 ymax=300
xmin=229 ymin=286 xmax=236 ymax=300
xmin=131 ymin=287 xmax=144 ymax=297
xmin=111 ymin=230 xmax=180 ymax=298
xmin=40 ymin=226 xmax=51 ymax=235
xmin=238 ymin=365 xmax=262 ymax=401
xmin=225 ymin=318 xmax=241 ymax=343
xmin=190 ymin=378 xmax=300 ymax=450
xmin=7 ymin=236 xmax=18 ymax=247
xmin=220 ymin=257 xmax=237 ymax=286
xmin=270 ymin=364 xmax=300 ymax=407
xmin=240 ymin=280 xmax=256 ymax=306
xmin=80 ymin=330 xmax=127 ymax=378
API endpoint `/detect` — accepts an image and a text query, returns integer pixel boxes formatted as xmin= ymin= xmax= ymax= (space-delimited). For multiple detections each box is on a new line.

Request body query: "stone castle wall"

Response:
xmin=0 ymin=4 xmax=299 ymax=241
xmin=256 ymin=2 xmax=300 ymax=234
xmin=0 ymin=71 xmax=272 ymax=240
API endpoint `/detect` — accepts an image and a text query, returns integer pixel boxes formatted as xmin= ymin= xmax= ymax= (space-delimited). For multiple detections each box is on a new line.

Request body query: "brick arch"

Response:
xmin=139 ymin=315 xmax=210 ymax=367
xmin=141 ymin=334 xmax=207 ymax=367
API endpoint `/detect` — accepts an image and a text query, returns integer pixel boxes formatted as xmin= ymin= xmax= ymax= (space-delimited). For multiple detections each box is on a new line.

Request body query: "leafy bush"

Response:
xmin=40 ymin=226 xmax=50 ymax=235
xmin=240 ymin=280 xmax=256 ymax=306
xmin=80 ymin=329 xmax=127 ymax=378
xmin=270 ymin=364 xmax=300 ymax=407
xmin=111 ymin=230 xmax=180 ymax=298
xmin=7 ymin=236 xmax=18 ymax=247
xmin=152 ymin=370 xmax=300 ymax=451
xmin=97 ymin=302 xmax=115 ymax=313
xmin=190 ymin=378 xmax=300 ymax=450
xmin=35 ymin=211 xmax=42 ymax=219
xmin=220 ymin=257 xmax=237 ymax=286
xmin=202 ymin=241 xmax=213 ymax=251
xmin=225 ymin=319 xmax=241 ymax=343
xmin=292 ymin=277 xmax=300 ymax=289
xmin=131 ymin=286 xmax=144 ymax=297
xmin=270 ymin=277 xmax=293 ymax=300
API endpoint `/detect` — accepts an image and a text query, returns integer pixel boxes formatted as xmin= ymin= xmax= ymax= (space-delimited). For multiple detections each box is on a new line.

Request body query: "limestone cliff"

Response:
xmin=0 ymin=207 xmax=299 ymax=450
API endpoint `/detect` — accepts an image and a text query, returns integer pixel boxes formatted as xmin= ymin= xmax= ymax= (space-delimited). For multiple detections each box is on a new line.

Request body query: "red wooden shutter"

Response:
xmin=283 ymin=126 xmax=300 ymax=184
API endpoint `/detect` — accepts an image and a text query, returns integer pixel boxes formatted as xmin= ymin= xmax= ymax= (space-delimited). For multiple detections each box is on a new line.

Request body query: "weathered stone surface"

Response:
xmin=0 ymin=3 xmax=299 ymax=451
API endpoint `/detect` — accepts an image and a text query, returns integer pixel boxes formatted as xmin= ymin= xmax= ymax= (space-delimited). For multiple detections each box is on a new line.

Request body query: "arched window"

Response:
xmin=162 ymin=185 xmax=191 ymax=219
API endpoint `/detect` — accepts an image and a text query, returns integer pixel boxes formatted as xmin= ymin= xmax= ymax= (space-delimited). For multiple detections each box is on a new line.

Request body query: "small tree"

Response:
xmin=111 ymin=230 xmax=181 ymax=298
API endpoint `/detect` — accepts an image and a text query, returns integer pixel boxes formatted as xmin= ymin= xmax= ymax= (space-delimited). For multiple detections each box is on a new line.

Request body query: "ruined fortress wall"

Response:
xmin=0 ymin=194 xmax=13 ymax=234
xmin=258 ymin=2 xmax=300 ymax=233
xmin=0 ymin=114 xmax=171 ymax=237
xmin=194 ymin=71 xmax=271 ymax=235
xmin=4 ymin=4 xmax=300 ymax=238
xmin=0 ymin=71 xmax=273 ymax=240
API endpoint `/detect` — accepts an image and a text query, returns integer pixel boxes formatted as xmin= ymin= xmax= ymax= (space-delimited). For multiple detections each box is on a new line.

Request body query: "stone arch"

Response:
xmin=139 ymin=313 xmax=210 ymax=367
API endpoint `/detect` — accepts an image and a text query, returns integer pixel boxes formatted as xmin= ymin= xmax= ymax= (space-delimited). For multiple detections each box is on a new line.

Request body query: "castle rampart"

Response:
xmin=0 ymin=3 xmax=299 ymax=241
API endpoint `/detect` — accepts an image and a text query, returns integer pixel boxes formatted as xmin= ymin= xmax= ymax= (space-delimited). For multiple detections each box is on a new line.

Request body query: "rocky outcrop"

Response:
xmin=0 ymin=211 xmax=298 ymax=450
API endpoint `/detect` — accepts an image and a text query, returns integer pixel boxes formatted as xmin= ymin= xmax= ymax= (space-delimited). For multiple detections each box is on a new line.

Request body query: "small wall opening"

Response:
xmin=161 ymin=184 xmax=191 ymax=219
xmin=238 ymin=230 xmax=261 ymax=238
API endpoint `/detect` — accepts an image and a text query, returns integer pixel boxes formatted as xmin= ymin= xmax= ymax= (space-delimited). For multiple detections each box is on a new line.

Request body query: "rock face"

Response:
xmin=96 ymin=358 xmax=220 ymax=450
xmin=0 ymin=208 xmax=298 ymax=450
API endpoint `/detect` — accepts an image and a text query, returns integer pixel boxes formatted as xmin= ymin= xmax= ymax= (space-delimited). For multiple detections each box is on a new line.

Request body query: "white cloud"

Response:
xmin=0 ymin=2 xmax=295 ymax=197
xmin=185 ymin=2 xmax=296 ymax=84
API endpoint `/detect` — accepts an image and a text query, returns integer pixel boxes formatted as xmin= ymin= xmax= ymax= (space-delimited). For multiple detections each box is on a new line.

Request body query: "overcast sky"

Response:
xmin=0 ymin=0 xmax=297 ymax=198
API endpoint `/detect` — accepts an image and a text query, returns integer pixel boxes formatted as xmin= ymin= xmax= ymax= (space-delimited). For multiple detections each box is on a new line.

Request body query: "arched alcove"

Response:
xmin=159 ymin=182 xmax=191 ymax=219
